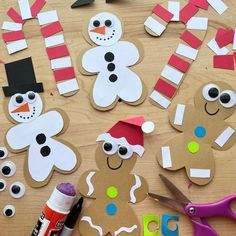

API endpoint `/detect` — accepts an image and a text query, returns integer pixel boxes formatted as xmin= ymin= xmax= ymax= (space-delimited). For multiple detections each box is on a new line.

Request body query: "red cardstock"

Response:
xmin=180 ymin=30 xmax=202 ymax=49
xmin=2 ymin=30 xmax=25 ymax=42
xmin=168 ymin=54 xmax=191 ymax=73
xmin=154 ymin=78 xmax=177 ymax=99
xmin=215 ymin=28 xmax=228 ymax=42
xmin=53 ymin=67 xmax=76 ymax=81
xmin=7 ymin=8 xmax=25 ymax=24
xmin=123 ymin=116 xmax=145 ymax=127
xmin=152 ymin=4 xmax=174 ymax=23
xmin=215 ymin=29 xmax=234 ymax=48
xmin=46 ymin=45 xmax=69 ymax=60
xmin=214 ymin=55 xmax=235 ymax=70
xmin=189 ymin=0 xmax=209 ymax=10
xmin=31 ymin=0 xmax=46 ymax=17
xmin=180 ymin=3 xmax=199 ymax=24
xmin=41 ymin=22 xmax=63 ymax=38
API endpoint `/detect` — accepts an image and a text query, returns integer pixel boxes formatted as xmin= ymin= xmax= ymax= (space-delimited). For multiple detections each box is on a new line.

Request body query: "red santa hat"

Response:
xmin=96 ymin=116 xmax=155 ymax=157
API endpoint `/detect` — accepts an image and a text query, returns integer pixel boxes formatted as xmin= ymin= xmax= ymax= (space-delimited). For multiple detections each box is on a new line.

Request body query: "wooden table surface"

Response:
xmin=0 ymin=0 xmax=236 ymax=235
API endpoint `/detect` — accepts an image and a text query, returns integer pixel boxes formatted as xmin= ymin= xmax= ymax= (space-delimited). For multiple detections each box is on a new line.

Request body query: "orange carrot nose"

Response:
xmin=90 ymin=26 xmax=106 ymax=35
xmin=11 ymin=103 xmax=30 ymax=113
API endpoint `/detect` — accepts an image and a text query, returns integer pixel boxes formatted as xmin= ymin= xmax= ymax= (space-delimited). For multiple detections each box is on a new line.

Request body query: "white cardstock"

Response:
xmin=150 ymin=90 xmax=171 ymax=109
xmin=144 ymin=16 xmax=166 ymax=36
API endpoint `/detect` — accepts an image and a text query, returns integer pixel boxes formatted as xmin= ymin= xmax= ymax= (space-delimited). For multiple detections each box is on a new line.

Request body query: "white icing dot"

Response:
xmin=142 ymin=121 xmax=155 ymax=134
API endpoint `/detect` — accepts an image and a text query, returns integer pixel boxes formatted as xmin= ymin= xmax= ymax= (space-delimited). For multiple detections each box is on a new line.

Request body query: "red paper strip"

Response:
xmin=215 ymin=29 xmax=234 ymax=48
xmin=214 ymin=55 xmax=235 ymax=70
xmin=46 ymin=45 xmax=69 ymax=60
xmin=180 ymin=3 xmax=199 ymax=24
xmin=154 ymin=79 xmax=177 ymax=98
xmin=31 ymin=0 xmax=46 ymax=17
xmin=189 ymin=0 xmax=209 ymax=10
xmin=180 ymin=30 xmax=202 ymax=49
xmin=2 ymin=30 xmax=25 ymax=42
xmin=168 ymin=54 xmax=191 ymax=73
xmin=7 ymin=8 xmax=25 ymax=24
xmin=152 ymin=4 xmax=174 ymax=23
xmin=53 ymin=67 xmax=76 ymax=81
xmin=41 ymin=21 xmax=63 ymax=38
xmin=215 ymin=28 xmax=227 ymax=42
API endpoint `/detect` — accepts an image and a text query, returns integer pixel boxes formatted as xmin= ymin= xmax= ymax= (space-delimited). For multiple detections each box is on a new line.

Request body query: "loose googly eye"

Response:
xmin=26 ymin=91 xmax=36 ymax=103
xmin=202 ymin=84 xmax=220 ymax=102
xmin=104 ymin=18 xmax=114 ymax=27
xmin=219 ymin=90 xmax=236 ymax=108
xmin=118 ymin=145 xmax=133 ymax=160
xmin=0 ymin=147 xmax=8 ymax=160
xmin=103 ymin=141 xmax=118 ymax=155
xmin=90 ymin=18 xmax=100 ymax=28
xmin=0 ymin=161 xmax=16 ymax=178
xmin=9 ymin=182 xmax=25 ymax=199
xmin=3 ymin=205 xmax=15 ymax=218
xmin=0 ymin=179 xmax=6 ymax=192
xmin=12 ymin=93 xmax=25 ymax=106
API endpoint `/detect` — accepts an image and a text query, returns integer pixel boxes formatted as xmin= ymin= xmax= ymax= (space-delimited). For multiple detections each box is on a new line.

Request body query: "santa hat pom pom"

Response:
xmin=141 ymin=121 xmax=155 ymax=134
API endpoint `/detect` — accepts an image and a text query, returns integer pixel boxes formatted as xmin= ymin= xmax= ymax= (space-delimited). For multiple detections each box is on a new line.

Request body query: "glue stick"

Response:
xmin=31 ymin=183 xmax=76 ymax=236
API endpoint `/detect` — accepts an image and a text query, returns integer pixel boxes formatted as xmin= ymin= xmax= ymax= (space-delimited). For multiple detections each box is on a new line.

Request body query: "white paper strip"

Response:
xmin=190 ymin=169 xmax=211 ymax=178
xmin=207 ymin=38 xmax=229 ymax=55
xmin=186 ymin=17 xmax=208 ymax=30
xmin=207 ymin=0 xmax=228 ymax=15
xmin=51 ymin=57 xmax=72 ymax=69
xmin=215 ymin=127 xmax=235 ymax=147
xmin=144 ymin=16 xmax=166 ymax=36
xmin=233 ymin=30 xmax=236 ymax=50
xmin=18 ymin=0 xmax=32 ymax=20
xmin=45 ymin=34 xmax=65 ymax=48
xmin=6 ymin=39 xmax=27 ymax=54
xmin=2 ymin=22 xmax=23 ymax=31
xmin=168 ymin=1 xmax=180 ymax=21
xmin=174 ymin=104 xmax=186 ymax=125
xmin=57 ymin=79 xmax=79 ymax=95
xmin=161 ymin=146 xmax=172 ymax=168
xmin=38 ymin=10 xmax=59 ymax=26
xmin=150 ymin=90 xmax=171 ymax=109
xmin=176 ymin=43 xmax=199 ymax=60
xmin=161 ymin=65 xmax=184 ymax=85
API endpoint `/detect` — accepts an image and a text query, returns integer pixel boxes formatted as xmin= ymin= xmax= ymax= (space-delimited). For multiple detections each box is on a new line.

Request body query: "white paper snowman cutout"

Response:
xmin=80 ymin=12 xmax=146 ymax=111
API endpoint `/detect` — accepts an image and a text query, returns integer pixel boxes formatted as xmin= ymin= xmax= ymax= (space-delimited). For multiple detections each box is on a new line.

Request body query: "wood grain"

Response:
xmin=0 ymin=0 xmax=236 ymax=235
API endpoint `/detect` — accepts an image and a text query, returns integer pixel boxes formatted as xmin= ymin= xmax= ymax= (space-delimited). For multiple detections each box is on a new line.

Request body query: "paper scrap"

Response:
xmin=186 ymin=17 xmax=208 ymax=30
xmin=31 ymin=0 xmax=46 ymax=17
xmin=207 ymin=0 xmax=228 ymax=15
xmin=2 ymin=30 xmax=25 ymax=43
xmin=180 ymin=3 xmax=199 ymax=24
xmin=213 ymin=55 xmax=235 ymax=70
xmin=7 ymin=8 xmax=25 ymax=24
xmin=174 ymin=104 xmax=186 ymax=125
xmin=57 ymin=78 xmax=79 ymax=95
xmin=168 ymin=1 xmax=180 ymax=21
xmin=176 ymin=43 xmax=199 ymax=60
xmin=144 ymin=17 xmax=166 ymax=36
xmin=6 ymin=39 xmax=27 ymax=54
xmin=44 ymin=34 xmax=65 ymax=48
xmin=150 ymin=90 xmax=171 ymax=109
xmin=207 ymin=38 xmax=229 ymax=55
xmin=46 ymin=45 xmax=69 ymax=60
xmin=152 ymin=4 xmax=174 ymax=23
xmin=161 ymin=65 xmax=184 ymax=85
xmin=38 ymin=10 xmax=59 ymax=26
xmin=215 ymin=29 xmax=234 ymax=48
xmin=180 ymin=30 xmax=202 ymax=49
xmin=215 ymin=127 xmax=235 ymax=147
xmin=51 ymin=57 xmax=72 ymax=69
xmin=161 ymin=146 xmax=172 ymax=168
xmin=155 ymin=79 xmax=177 ymax=98
xmin=168 ymin=54 xmax=190 ymax=73
xmin=189 ymin=0 xmax=209 ymax=10
xmin=53 ymin=67 xmax=76 ymax=81
xmin=190 ymin=169 xmax=211 ymax=178
xmin=2 ymin=22 xmax=22 ymax=31
xmin=18 ymin=0 xmax=32 ymax=20
xmin=41 ymin=21 xmax=63 ymax=38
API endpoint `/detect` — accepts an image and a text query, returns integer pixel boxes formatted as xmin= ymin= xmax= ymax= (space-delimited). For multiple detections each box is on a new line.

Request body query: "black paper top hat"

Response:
xmin=2 ymin=57 xmax=44 ymax=97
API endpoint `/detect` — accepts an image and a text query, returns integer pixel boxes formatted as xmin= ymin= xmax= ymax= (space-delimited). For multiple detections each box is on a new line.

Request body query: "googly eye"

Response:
xmin=26 ymin=91 xmax=36 ymax=103
xmin=12 ymin=93 xmax=25 ymax=106
xmin=104 ymin=18 xmax=113 ymax=27
xmin=0 ymin=179 xmax=6 ymax=192
xmin=0 ymin=161 xmax=16 ymax=178
xmin=90 ymin=18 xmax=100 ymax=28
xmin=3 ymin=205 xmax=15 ymax=218
xmin=9 ymin=182 xmax=25 ymax=199
xmin=103 ymin=141 xmax=118 ymax=155
xmin=202 ymin=84 xmax=220 ymax=102
xmin=219 ymin=90 xmax=236 ymax=108
xmin=118 ymin=145 xmax=133 ymax=160
xmin=0 ymin=147 xmax=8 ymax=160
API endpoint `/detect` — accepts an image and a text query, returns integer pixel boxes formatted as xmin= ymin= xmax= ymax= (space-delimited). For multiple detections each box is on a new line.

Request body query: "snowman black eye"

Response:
xmin=9 ymin=182 xmax=25 ymax=199
xmin=3 ymin=205 xmax=15 ymax=218
xmin=93 ymin=20 xmax=100 ymax=27
xmin=0 ymin=161 xmax=16 ymax=178
xmin=202 ymin=84 xmax=220 ymax=102
xmin=0 ymin=179 xmax=6 ymax=192
xmin=26 ymin=91 xmax=36 ymax=103
xmin=0 ymin=147 xmax=8 ymax=160
xmin=12 ymin=93 xmax=25 ymax=106
xmin=103 ymin=141 xmax=118 ymax=155
xmin=105 ymin=19 xmax=113 ymax=27
xmin=118 ymin=145 xmax=133 ymax=160
xmin=219 ymin=90 xmax=236 ymax=108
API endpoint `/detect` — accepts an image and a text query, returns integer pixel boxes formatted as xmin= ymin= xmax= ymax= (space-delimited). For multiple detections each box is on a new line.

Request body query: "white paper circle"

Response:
xmin=142 ymin=121 xmax=155 ymax=134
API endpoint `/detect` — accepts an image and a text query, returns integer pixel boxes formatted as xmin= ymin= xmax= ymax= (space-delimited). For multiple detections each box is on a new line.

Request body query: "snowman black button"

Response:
xmin=109 ymin=74 xmax=118 ymax=82
xmin=36 ymin=133 xmax=46 ymax=145
xmin=107 ymin=63 xmax=115 ymax=72
xmin=40 ymin=146 xmax=51 ymax=157
xmin=105 ymin=52 xmax=114 ymax=62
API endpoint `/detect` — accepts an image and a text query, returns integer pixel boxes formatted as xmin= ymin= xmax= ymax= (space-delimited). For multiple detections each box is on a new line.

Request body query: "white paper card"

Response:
xmin=207 ymin=38 xmax=229 ymax=55
xmin=150 ymin=90 xmax=171 ymax=109
xmin=51 ymin=57 xmax=72 ymax=69
xmin=233 ymin=30 xmax=236 ymax=50
xmin=144 ymin=16 xmax=166 ymax=36
xmin=45 ymin=34 xmax=65 ymax=48
xmin=162 ymin=146 xmax=172 ymax=168
xmin=2 ymin=22 xmax=23 ymax=31
xmin=215 ymin=127 xmax=235 ymax=147
xmin=187 ymin=17 xmax=208 ymax=30
xmin=18 ymin=0 xmax=32 ymax=20
xmin=174 ymin=104 xmax=186 ymax=125
xmin=38 ymin=10 xmax=59 ymax=26
xmin=57 ymin=79 xmax=79 ymax=95
xmin=7 ymin=39 xmax=28 ymax=54
xmin=207 ymin=0 xmax=228 ymax=15
xmin=168 ymin=1 xmax=180 ymax=21
xmin=190 ymin=169 xmax=211 ymax=178
xmin=176 ymin=43 xmax=199 ymax=60
xmin=161 ymin=65 xmax=184 ymax=85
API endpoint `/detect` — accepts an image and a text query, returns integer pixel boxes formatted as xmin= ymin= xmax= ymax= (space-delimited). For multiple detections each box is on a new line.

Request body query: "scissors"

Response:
xmin=149 ymin=174 xmax=236 ymax=236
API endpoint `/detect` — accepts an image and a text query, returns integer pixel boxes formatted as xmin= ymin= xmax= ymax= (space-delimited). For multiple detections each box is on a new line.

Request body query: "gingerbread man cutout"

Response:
xmin=78 ymin=117 xmax=154 ymax=236
xmin=157 ymin=81 xmax=236 ymax=185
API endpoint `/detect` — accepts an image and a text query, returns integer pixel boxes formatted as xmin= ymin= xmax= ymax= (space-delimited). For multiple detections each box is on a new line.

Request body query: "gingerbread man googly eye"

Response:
xmin=103 ymin=141 xmax=118 ymax=155
xmin=0 ymin=161 xmax=16 ymax=178
xmin=9 ymin=182 xmax=25 ymax=199
xmin=219 ymin=90 xmax=236 ymax=108
xmin=118 ymin=145 xmax=133 ymax=160
xmin=202 ymin=83 xmax=220 ymax=102
xmin=0 ymin=179 xmax=7 ymax=192
xmin=0 ymin=147 xmax=8 ymax=160
xmin=3 ymin=205 xmax=15 ymax=218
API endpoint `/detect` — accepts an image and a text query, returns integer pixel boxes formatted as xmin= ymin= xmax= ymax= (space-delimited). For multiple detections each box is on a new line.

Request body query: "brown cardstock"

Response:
xmin=77 ymin=11 xmax=147 ymax=111
xmin=78 ymin=142 xmax=148 ymax=236
xmin=157 ymin=81 xmax=236 ymax=185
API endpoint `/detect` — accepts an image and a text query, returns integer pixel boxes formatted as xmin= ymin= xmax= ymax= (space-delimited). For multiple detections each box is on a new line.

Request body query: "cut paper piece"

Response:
xmin=53 ymin=67 xmax=76 ymax=81
xmin=38 ymin=10 xmax=58 ymax=26
xmin=176 ymin=43 xmax=198 ymax=60
xmin=71 ymin=0 xmax=95 ymax=8
xmin=2 ymin=30 xmax=25 ymax=43
xmin=161 ymin=146 xmax=172 ymax=168
xmin=150 ymin=91 xmax=171 ymax=109
xmin=213 ymin=55 xmax=235 ymax=70
xmin=233 ymin=30 xmax=236 ymax=50
xmin=215 ymin=28 xmax=228 ymax=42
xmin=46 ymin=45 xmax=69 ymax=60
xmin=207 ymin=0 xmax=228 ymax=15
xmin=144 ymin=17 xmax=166 ymax=37
xmin=143 ymin=215 xmax=160 ymax=236
xmin=207 ymin=38 xmax=229 ymax=55
xmin=51 ymin=57 xmax=72 ymax=69
xmin=6 ymin=39 xmax=27 ymax=54
xmin=41 ymin=21 xmax=63 ymax=38
xmin=190 ymin=0 xmax=209 ymax=10
xmin=155 ymin=79 xmax=176 ymax=99
xmin=7 ymin=8 xmax=25 ymax=24
xmin=162 ymin=214 xmax=179 ymax=236
xmin=174 ymin=104 xmax=185 ymax=125
xmin=186 ymin=17 xmax=208 ymax=30
xmin=57 ymin=79 xmax=79 ymax=95
xmin=215 ymin=29 xmax=234 ymax=48
xmin=2 ymin=22 xmax=22 ymax=31
xmin=168 ymin=54 xmax=190 ymax=73
xmin=152 ymin=4 xmax=174 ymax=23
xmin=215 ymin=127 xmax=235 ymax=147
xmin=168 ymin=1 xmax=180 ymax=22
xmin=31 ymin=0 xmax=46 ymax=17
xmin=180 ymin=3 xmax=199 ymax=24
xmin=161 ymin=65 xmax=184 ymax=85
xmin=190 ymin=169 xmax=211 ymax=178
xmin=180 ymin=30 xmax=202 ymax=49
xmin=44 ymin=34 xmax=65 ymax=48
xmin=18 ymin=0 xmax=32 ymax=20
xmin=78 ymin=117 xmax=149 ymax=236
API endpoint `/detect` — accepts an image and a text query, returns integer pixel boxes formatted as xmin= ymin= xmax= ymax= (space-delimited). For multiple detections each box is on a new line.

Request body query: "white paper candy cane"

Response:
xmin=2 ymin=0 xmax=79 ymax=97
